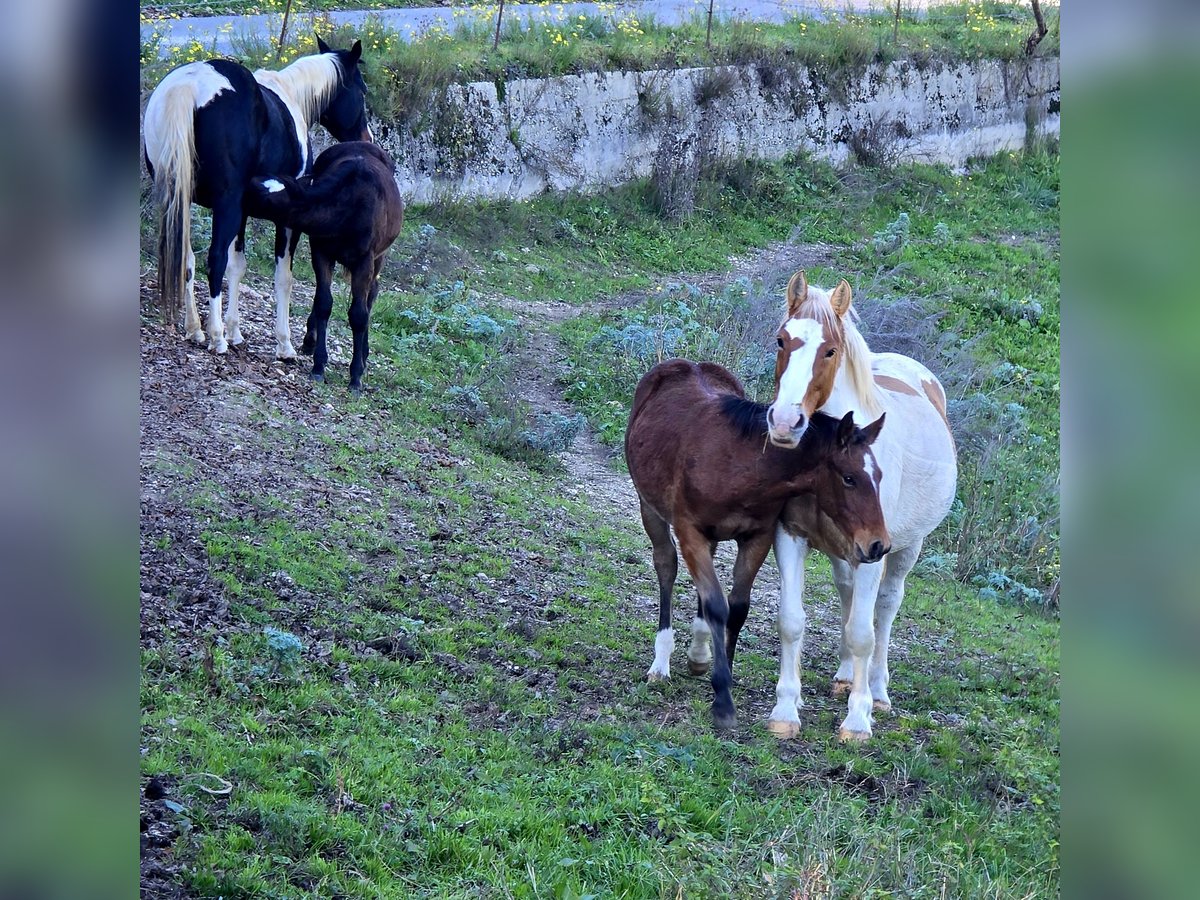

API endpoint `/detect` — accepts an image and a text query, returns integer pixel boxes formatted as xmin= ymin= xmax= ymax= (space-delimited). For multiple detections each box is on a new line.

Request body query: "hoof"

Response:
xmin=837 ymin=727 xmax=871 ymax=744
xmin=277 ymin=346 xmax=298 ymax=361
xmin=713 ymin=710 xmax=736 ymax=731
xmin=227 ymin=331 xmax=245 ymax=346
xmin=831 ymin=680 xmax=852 ymax=698
xmin=766 ymin=719 xmax=800 ymax=740
xmin=646 ymin=670 xmax=669 ymax=683
xmin=349 ymin=383 xmax=364 ymax=395
xmin=186 ymin=330 xmax=206 ymax=345
xmin=872 ymin=699 xmax=892 ymax=715
xmin=310 ymin=372 xmax=325 ymax=383
xmin=210 ymin=340 xmax=228 ymax=355
xmin=299 ymin=342 xmax=314 ymax=356
xmin=687 ymin=659 xmax=711 ymax=676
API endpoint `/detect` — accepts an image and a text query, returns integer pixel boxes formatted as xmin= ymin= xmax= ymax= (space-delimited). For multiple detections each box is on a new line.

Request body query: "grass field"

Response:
xmin=140 ymin=143 xmax=1059 ymax=896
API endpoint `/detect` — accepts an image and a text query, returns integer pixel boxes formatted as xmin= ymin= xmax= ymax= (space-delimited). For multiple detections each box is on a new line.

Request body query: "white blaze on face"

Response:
xmin=769 ymin=317 xmax=825 ymax=438
xmin=863 ymin=451 xmax=880 ymax=490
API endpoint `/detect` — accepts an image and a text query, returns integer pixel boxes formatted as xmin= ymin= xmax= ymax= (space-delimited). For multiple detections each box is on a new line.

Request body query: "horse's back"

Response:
xmin=303 ymin=144 xmax=404 ymax=254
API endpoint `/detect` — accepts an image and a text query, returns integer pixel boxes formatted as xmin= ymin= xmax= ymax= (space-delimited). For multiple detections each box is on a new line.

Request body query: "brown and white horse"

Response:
xmin=764 ymin=272 xmax=958 ymax=742
xmin=625 ymin=359 xmax=889 ymax=730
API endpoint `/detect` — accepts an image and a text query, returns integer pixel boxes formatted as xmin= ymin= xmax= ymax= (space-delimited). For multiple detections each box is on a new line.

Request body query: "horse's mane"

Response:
xmin=798 ymin=284 xmax=885 ymax=418
xmin=718 ymin=395 xmax=770 ymax=441
xmin=254 ymin=53 xmax=342 ymax=128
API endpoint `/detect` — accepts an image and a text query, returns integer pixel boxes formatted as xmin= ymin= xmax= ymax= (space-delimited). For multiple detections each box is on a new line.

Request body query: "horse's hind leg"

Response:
xmin=639 ymin=498 xmax=678 ymax=682
xmin=725 ymin=530 xmax=773 ymax=669
xmin=347 ymin=262 xmax=374 ymax=392
xmin=869 ymin=542 xmax=921 ymax=715
xmin=308 ymin=249 xmax=336 ymax=382
xmin=183 ymin=244 xmax=204 ymax=344
xmin=684 ymin=538 xmax=720 ymax=675
xmin=676 ymin=523 xmax=736 ymax=729
xmin=273 ymin=226 xmax=301 ymax=359
xmin=768 ymin=527 xmax=810 ymax=739
xmin=222 ymin=217 xmax=249 ymax=346
xmin=204 ymin=201 xmax=241 ymax=354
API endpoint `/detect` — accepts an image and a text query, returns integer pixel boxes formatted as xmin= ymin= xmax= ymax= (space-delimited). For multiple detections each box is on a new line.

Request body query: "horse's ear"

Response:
xmin=349 ymin=40 xmax=363 ymax=63
xmin=786 ymin=270 xmax=808 ymax=317
xmin=836 ymin=411 xmax=857 ymax=449
xmin=830 ymin=279 xmax=853 ymax=317
xmin=316 ymin=35 xmax=332 ymax=54
xmin=856 ymin=412 xmax=886 ymax=446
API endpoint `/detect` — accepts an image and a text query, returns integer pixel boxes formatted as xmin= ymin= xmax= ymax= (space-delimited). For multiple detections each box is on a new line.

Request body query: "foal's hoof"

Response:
xmin=349 ymin=383 xmax=364 ymax=395
xmin=831 ymin=679 xmax=852 ymax=698
xmin=872 ymin=699 xmax=892 ymax=715
xmin=687 ymin=659 xmax=711 ymax=676
xmin=309 ymin=372 xmax=324 ymax=383
xmin=712 ymin=710 xmax=736 ymax=731
xmin=837 ymin=727 xmax=871 ymax=744
xmin=766 ymin=719 xmax=801 ymax=740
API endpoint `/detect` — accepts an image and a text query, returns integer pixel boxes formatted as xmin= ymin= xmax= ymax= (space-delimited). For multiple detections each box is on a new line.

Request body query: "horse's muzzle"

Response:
xmin=856 ymin=541 xmax=890 ymax=564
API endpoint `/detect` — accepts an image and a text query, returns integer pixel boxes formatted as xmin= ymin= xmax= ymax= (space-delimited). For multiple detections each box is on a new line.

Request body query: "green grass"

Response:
xmin=141 ymin=140 xmax=1058 ymax=896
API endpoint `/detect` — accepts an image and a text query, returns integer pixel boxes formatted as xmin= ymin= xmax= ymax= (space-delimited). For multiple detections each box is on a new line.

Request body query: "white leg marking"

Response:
xmin=768 ymin=528 xmax=809 ymax=738
xmin=207 ymin=290 xmax=228 ymax=354
xmin=223 ymin=239 xmax=247 ymax=346
xmin=263 ymin=179 xmax=285 ymax=193
xmin=183 ymin=245 xmax=204 ymax=344
xmin=838 ymin=562 xmax=884 ymax=741
xmin=274 ymin=240 xmax=297 ymax=359
xmin=647 ymin=628 xmax=674 ymax=681
xmin=686 ymin=615 xmax=713 ymax=674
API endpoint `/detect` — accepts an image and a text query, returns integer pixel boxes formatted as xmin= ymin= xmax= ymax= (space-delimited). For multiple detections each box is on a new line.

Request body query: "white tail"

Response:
xmin=144 ymin=70 xmax=205 ymax=325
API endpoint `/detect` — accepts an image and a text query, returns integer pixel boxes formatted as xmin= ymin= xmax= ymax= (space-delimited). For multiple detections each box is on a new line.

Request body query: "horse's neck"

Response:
xmin=820 ymin=367 xmax=867 ymax=421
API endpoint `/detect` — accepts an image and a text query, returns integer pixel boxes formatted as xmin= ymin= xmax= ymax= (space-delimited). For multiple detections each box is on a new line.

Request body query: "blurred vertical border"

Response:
xmin=1066 ymin=1 xmax=1200 ymax=897
xmin=0 ymin=1 xmax=139 ymax=897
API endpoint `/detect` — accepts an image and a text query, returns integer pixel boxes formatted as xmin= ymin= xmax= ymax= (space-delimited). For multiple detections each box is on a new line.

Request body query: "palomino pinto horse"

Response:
xmin=246 ymin=141 xmax=405 ymax=392
xmin=764 ymin=272 xmax=957 ymax=742
xmin=142 ymin=38 xmax=371 ymax=358
xmin=626 ymin=359 xmax=889 ymax=730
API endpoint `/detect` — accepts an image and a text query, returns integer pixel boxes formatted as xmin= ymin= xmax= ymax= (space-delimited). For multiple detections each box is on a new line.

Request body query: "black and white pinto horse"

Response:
xmin=142 ymin=38 xmax=371 ymax=358
xmin=246 ymin=141 xmax=405 ymax=392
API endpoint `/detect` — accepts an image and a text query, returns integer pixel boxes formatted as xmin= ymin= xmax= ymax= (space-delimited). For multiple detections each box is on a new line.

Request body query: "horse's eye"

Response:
xmin=843 ymin=474 xmax=856 ymax=487
xmin=825 ymin=348 xmax=837 ymax=358
xmin=777 ymin=337 xmax=785 ymax=349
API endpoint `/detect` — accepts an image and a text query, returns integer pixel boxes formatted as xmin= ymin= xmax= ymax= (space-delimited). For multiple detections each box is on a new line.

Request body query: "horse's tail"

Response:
xmin=144 ymin=80 xmax=197 ymax=327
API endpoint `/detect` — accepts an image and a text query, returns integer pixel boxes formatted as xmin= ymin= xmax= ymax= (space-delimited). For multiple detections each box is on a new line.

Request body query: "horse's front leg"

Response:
xmin=768 ymin=526 xmax=810 ymax=739
xmin=838 ymin=560 xmax=885 ymax=742
xmin=676 ymin=524 xmax=735 ymax=729
xmin=869 ymin=542 xmax=920 ymax=715
xmin=273 ymin=225 xmax=300 ymax=359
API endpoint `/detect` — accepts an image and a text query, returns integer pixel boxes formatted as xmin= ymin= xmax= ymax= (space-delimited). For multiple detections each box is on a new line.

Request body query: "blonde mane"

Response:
xmin=799 ymin=284 xmax=885 ymax=418
xmin=253 ymin=53 xmax=342 ymax=128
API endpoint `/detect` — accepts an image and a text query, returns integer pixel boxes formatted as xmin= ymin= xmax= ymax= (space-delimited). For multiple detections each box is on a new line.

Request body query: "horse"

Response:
xmin=245 ymin=141 xmax=404 ymax=392
xmin=762 ymin=271 xmax=958 ymax=742
xmin=625 ymin=359 xmax=889 ymax=730
xmin=142 ymin=37 xmax=371 ymax=359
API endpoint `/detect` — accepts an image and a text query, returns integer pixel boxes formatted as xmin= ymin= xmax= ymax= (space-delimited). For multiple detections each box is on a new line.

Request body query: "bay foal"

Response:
xmin=626 ymin=359 xmax=889 ymax=730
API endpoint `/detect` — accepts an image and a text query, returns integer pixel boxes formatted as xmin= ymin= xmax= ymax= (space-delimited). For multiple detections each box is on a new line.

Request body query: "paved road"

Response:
xmin=143 ymin=1 xmax=941 ymax=56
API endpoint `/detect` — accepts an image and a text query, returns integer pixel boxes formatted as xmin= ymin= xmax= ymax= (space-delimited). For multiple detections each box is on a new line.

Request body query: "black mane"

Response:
xmin=718 ymin=395 xmax=770 ymax=441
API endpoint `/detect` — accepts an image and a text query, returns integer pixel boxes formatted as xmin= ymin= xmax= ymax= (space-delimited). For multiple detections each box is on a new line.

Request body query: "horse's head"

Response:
xmin=767 ymin=271 xmax=852 ymax=448
xmin=807 ymin=411 xmax=891 ymax=564
xmin=316 ymin=36 xmax=372 ymax=143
